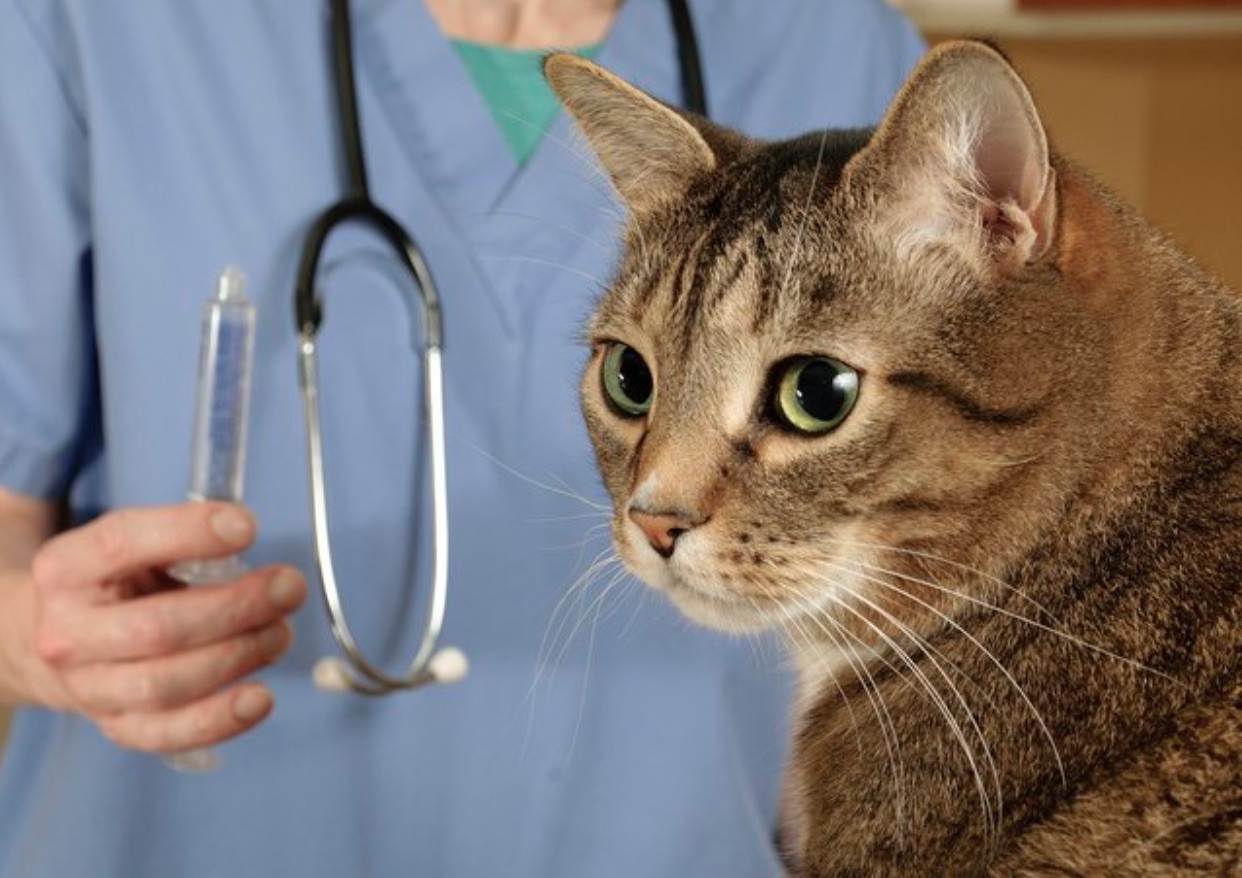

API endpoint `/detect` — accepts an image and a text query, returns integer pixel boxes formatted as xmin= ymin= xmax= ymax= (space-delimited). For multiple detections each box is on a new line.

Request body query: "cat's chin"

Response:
xmin=654 ymin=579 xmax=780 ymax=635
xmin=666 ymin=591 xmax=773 ymax=634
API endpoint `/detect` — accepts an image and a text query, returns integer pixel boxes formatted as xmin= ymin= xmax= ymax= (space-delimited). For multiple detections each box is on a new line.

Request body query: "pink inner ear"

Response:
xmin=974 ymin=113 xmax=1044 ymax=212
xmin=966 ymin=76 xmax=1053 ymax=265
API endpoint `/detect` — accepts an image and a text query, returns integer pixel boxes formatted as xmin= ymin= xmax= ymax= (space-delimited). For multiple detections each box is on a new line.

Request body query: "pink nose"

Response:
xmin=628 ymin=509 xmax=695 ymax=558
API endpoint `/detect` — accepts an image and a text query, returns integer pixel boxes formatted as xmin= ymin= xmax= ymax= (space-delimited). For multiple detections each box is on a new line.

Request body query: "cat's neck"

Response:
xmin=1053 ymin=156 xmax=1242 ymax=504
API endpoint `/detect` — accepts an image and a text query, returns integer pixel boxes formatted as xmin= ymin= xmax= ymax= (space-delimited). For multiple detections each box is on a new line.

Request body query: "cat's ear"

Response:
xmin=846 ymin=41 xmax=1057 ymax=273
xmin=545 ymin=53 xmax=716 ymax=215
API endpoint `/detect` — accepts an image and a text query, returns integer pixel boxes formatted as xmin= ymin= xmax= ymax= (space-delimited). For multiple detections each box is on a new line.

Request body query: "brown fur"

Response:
xmin=547 ymin=42 xmax=1242 ymax=876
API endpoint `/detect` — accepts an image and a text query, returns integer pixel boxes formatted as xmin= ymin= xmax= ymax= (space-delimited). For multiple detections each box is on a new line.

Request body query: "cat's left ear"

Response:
xmin=845 ymin=41 xmax=1057 ymax=274
xmin=545 ymin=53 xmax=717 ymax=216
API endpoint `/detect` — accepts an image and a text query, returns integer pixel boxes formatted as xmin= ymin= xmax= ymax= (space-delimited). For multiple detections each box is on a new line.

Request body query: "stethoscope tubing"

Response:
xmin=296 ymin=0 xmax=453 ymax=695
xmin=299 ymin=0 xmax=706 ymax=696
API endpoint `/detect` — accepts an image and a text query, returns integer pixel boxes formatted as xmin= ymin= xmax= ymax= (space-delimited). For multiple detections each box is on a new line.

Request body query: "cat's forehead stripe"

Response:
xmin=666 ymin=132 xmax=874 ymax=332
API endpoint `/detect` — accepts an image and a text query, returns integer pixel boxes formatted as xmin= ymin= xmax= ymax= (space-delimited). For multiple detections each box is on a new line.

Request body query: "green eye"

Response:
xmin=602 ymin=342 xmax=654 ymax=416
xmin=775 ymin=356 xmax=859 ymax=434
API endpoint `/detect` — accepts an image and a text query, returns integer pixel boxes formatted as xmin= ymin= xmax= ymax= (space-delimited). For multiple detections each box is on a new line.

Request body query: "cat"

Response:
xmin=545 ymin=40 xmax=1242 ymax=877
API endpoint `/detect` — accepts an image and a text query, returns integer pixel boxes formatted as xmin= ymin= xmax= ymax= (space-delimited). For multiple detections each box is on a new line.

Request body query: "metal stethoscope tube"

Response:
xmin=297 ymin=0 xmax=705 ymax=696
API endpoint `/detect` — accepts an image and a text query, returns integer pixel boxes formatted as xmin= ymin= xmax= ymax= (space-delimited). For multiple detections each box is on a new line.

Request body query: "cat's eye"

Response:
xmin=774 ymin=356 xmax=859 ymax=434
xmin=602 ymin=342 xmax=654 ymax=417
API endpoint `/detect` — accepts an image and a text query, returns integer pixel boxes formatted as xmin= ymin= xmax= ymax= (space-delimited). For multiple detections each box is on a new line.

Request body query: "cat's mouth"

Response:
xmin=622 ymin=534 xmax=796 ymax=634
xmin=619 ymin=519 xmax=878 ymax=636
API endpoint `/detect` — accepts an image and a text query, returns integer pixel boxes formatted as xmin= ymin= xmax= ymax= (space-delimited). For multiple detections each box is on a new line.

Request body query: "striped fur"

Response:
xmin=548 ymin=42 xmax=1242 ymax=876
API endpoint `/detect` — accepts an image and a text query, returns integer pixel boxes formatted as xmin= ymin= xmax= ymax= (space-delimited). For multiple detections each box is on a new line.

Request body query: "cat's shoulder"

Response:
xmin=995 ymin=678 xmax=1242 ymax=876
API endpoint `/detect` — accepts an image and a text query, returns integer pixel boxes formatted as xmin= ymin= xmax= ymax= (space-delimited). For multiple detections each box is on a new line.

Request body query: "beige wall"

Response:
xmin=951 ymin=34 xmax=1242 ymax=292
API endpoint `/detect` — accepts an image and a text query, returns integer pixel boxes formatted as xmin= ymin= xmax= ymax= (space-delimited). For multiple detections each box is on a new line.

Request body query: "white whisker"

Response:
xmin=468 ymin=209 xmax=614 ymax=255
xmin=460 ymin=441 xmax=610 ymax=512
xmin=848 ymin=549 xmax=1179 ymax=686
xmin=777 ymin=129 xmax=829 ymax=303
xmin=777 ymin=584 xmax=910 ymax=840
xmin=478 ymin=254 xmax=610 ymax=293
xmin=810 ymin=581 xmax=1000 ymax=838
xmin=823 ymin=555 xmax=1067 ymax=789
xmin=827 ymin=536 xmax=1058 ymax=626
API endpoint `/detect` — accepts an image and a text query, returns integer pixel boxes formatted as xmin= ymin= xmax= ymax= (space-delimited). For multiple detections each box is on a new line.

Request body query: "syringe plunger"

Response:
xmin=187 ymin=266 xmax=256 ymax=503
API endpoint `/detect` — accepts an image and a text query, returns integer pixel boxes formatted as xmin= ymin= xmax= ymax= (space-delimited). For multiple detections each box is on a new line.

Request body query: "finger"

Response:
xmin=38 ymin=566 xmax=305 ymax=666
xmin=96 ymin=682 xmax=277 ymax=754
xmin=66 ymin=621 xmax=293 ymax=716
xmin=32 ymin=503 xmax=256 ymax=598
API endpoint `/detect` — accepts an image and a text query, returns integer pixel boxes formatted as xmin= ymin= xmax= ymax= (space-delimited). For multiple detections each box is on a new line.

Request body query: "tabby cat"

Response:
xmin=545 ymin=40 xmax=1241 ymax=877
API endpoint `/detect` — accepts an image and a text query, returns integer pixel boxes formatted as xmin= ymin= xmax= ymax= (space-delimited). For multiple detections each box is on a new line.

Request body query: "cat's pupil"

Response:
xmin=617 ymin=347 xmax=652 ymax=404
xmin=602 ymin=342 xmax=654 ymax=416
xmin=776 ymin=357 xmax=859 ymax=434
xmin=798 ymin=361 xmax=849 ymax=419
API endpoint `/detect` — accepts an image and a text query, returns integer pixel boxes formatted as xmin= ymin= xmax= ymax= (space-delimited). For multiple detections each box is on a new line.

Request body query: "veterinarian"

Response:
xmin=0 ymin=1 xmax=923 ymax=874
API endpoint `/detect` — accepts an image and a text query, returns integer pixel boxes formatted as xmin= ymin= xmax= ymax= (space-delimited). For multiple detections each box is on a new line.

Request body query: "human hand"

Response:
xmin=28 ymin=502 xmax=306 ymax=754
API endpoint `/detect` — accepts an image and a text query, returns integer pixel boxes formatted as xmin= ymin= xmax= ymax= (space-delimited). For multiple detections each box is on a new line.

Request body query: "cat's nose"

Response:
xmin=628 ymin=508 xmax=697 ymax=558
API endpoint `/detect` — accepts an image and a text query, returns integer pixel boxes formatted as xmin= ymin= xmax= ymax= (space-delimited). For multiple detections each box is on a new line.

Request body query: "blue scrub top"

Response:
xmin=0 ymin=1 xmax=923 ymax=876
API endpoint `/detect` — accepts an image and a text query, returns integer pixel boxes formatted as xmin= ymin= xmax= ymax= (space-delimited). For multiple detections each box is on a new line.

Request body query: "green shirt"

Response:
xmin=451 ymin=39 xmax=602 ymax=164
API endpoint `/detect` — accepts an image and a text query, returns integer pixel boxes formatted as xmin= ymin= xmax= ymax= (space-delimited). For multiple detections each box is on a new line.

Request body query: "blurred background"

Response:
xmin=1 ymin=0 xmax=1240 ymax=752
xmin=893 ymin=0 xmax=1242 ymax=290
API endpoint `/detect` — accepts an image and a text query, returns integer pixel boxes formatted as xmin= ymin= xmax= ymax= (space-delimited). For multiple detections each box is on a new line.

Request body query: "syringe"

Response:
xmin=164 ymin=266 xmax=257 ymax=772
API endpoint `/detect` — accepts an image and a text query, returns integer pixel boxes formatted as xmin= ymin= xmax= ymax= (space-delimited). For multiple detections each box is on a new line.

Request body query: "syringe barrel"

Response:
xmin=187 ymin=267 xmax=256 ymax=502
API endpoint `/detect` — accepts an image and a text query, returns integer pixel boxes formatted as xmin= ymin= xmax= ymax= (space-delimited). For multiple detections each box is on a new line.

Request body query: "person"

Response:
xmin=0 ymin=1 xmax=924 ymax=875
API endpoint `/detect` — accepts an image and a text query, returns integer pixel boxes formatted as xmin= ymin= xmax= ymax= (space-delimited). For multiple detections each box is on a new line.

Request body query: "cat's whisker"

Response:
xmin=520 ymin=548 xmax=626 ymax=758
xmin=534 ymin=520 xmax=614 ymax=554
xmin=464 ymin=209 xmax=616 ymax=256
xmin=527 ymin=512 xmax=612 ymax=526
xmin=478 ymin=254 xmax=610 ymax=294
xmin=532 ymin=546 xmax=624 ymax=696
xmin=805 ymin=580 xmax=1001 ymax=839
xmin=460 ymin=441 xmax=611 ymax=513
xmin=776 ymin=128 xmax=829 ymax=305
xmin=823 ymin=536 xmax=1058 ymax=626
xmin=778 ymin=603 xmax=894 ymax=820
xmin=617 ymin=575 xmax=651 ymax=640
xmin=776 ymin=583 xmax=911 ymax=841
xmin=565 ymin=565 xmax=637 ymax=763
xmin=551 ymin=560 xmax=633 ymax=676
xmin=821 ymin=554 xmax=1068 ymax=789
xmin=845 ymin=549 xmax=1181 ymax=688
xmin=520 ymin=112 xmax=632 ymax=204
xmin=811 ymin=608 xmax=917 ymax=847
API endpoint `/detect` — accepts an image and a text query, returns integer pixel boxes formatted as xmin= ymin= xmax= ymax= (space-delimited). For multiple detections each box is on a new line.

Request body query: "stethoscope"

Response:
xmin=296 ymin=0 xmax=707 ymax=696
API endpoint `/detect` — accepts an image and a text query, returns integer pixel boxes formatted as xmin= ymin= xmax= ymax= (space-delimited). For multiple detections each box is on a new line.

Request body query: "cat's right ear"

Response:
xmin=545 ymin=53 xmax=716 ymax=216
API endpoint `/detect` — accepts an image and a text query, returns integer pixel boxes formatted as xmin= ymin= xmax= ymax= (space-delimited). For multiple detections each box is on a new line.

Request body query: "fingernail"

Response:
xmin=211 ymin=508 xmax=253 ymax=545
xmin=233 ymin=686 xmax=272 ymax=723
xmin=267 ymin=570 xmax=305 ymax=611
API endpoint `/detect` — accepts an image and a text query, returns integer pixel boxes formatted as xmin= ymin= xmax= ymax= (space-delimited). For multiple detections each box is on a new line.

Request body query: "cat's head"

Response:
xmin=546 ymin=42 xmax=1107 ymax=649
